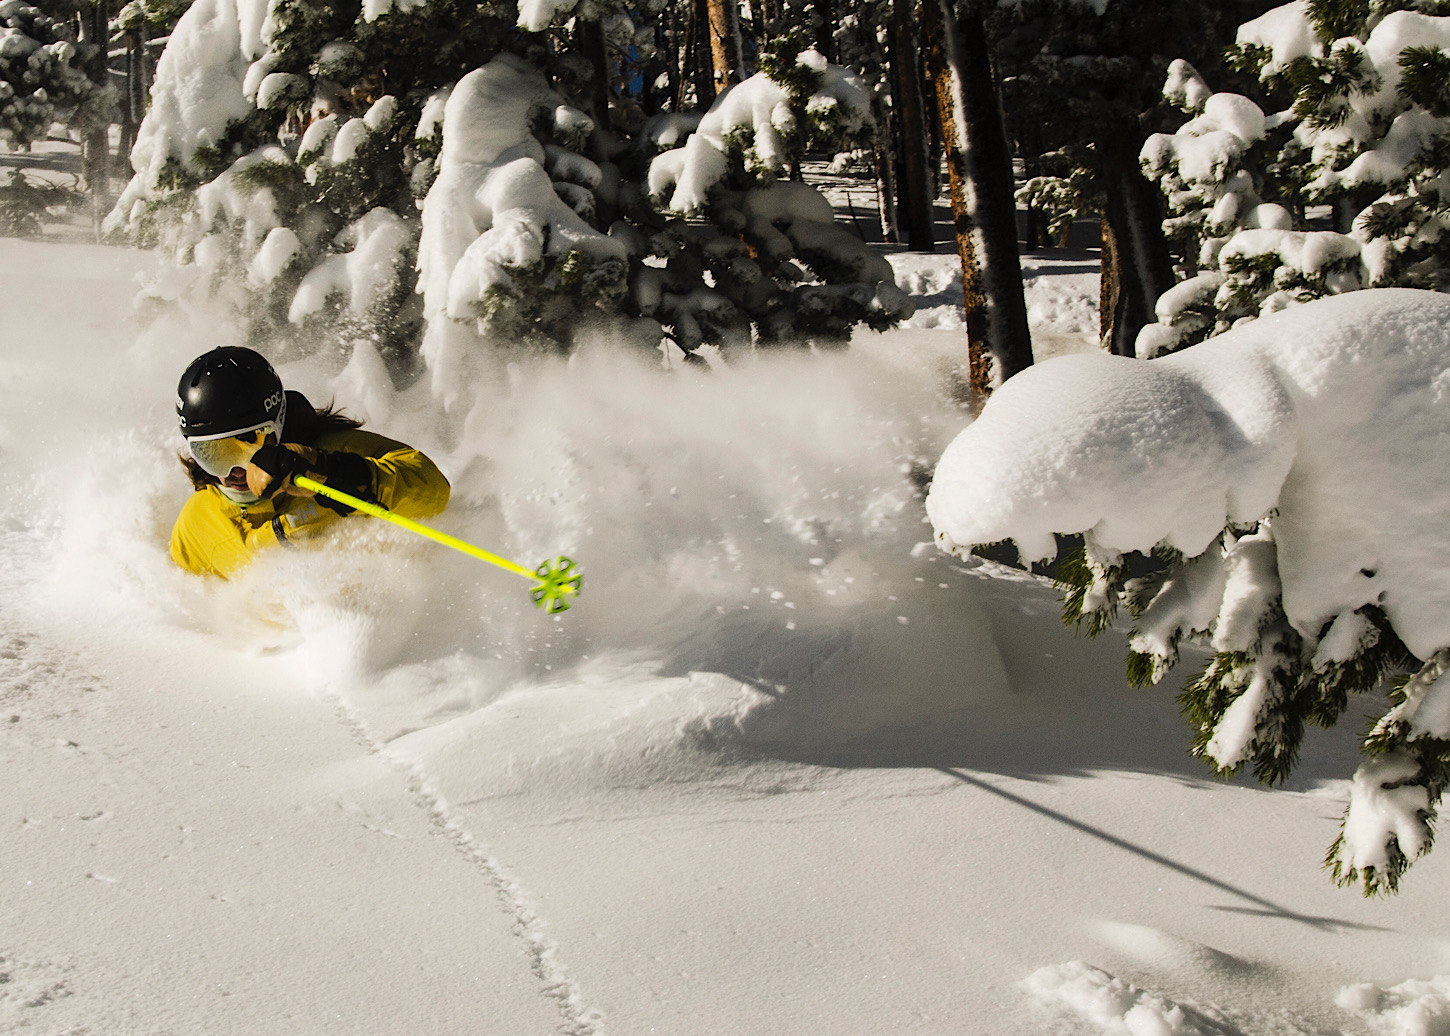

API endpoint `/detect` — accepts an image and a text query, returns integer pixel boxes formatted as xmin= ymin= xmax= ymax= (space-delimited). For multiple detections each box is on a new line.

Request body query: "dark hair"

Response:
xmin=178 ymin=397 xmax=364 ymax=491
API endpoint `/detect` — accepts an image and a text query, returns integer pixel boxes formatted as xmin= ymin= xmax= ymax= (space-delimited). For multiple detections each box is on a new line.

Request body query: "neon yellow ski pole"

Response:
xmin=293 ymin=475 xmax=582 ymax=613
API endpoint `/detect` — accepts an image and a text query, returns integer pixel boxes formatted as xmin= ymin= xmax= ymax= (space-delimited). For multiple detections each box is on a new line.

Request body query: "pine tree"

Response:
xmin=646 ymin=31 xmax=912 ymax=353
xmin=1054 ymin=514 xmax=1445 ymax=896
xmin=1138 ymin=0 xmax=1450 ymax=358
xmin=103 ymin=0 xmax=913 ymax=384
xmin=0 ymin=0 xmax=112 ymax=150
xmin=990 ymin=0 xmax=1270 ymax=355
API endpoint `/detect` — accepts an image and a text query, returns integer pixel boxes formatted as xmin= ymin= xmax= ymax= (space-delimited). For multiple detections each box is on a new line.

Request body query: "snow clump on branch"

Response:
xmin=926 ymin=288 xmax=1450 ymax=895
xmin=0 ymin=0 xmax=108 ymax=147
xmin=416 ymin=55 xmax=628 ymax=396
xmin=642 ymin=47 xmax=910 ymax=348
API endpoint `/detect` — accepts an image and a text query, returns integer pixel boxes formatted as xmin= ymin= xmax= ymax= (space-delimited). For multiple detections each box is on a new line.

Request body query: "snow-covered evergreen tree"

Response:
xmin=104 ymin=0 xmax=910 ymax=388
xmin=926 ymin=288 xmax=1450 ymax=896
xmin=0 ymin=0 xmax=111 ymax=148
xmin=1138 ymin=0 xmax=1450 ymax=358
xmin=646 ymin=33 xmax=912 ymax=352
xmin=989 ymin=0 xmax=1263 ymax=355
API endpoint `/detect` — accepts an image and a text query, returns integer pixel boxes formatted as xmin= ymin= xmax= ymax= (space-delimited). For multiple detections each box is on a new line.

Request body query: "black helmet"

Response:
xmin=176 ymin=347 xmax=286 ymax=438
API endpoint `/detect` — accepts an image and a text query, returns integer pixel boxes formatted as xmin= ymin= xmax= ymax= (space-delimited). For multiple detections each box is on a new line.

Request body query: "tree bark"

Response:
xmin=921 ymin=0 xmax=1033 ymax=394
xmin=873 ymin=97 xmax=900 ymax=244
xmin=79 ymin=0 xmax=111 ymax=239
xmin=688 ymin=0 xmax=716 ymax=108
xmin=890 ymin=0 xmax=934 ymax=252
xmin=706 ymin=0 xmax=744 ymax=93
xmin=1098 ymin=143 xmax=1175 ymax=357
xmin=576 ymin=19 xmax=612 ymax=130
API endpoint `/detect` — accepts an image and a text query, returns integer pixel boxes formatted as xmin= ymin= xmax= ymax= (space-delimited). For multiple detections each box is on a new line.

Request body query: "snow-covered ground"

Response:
xmin=1 ymin=236 xmax=1445 ymax=1035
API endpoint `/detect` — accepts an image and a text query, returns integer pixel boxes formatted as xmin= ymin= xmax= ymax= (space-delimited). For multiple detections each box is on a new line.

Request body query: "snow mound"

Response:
xmin=1337 ymin=975 xmax=1450 ymax=1036
xmin=928 ymin=288 xmax=1450 ymax=660
xmin=1089 ymin=922 xmax=1252 ymax=980
xmin=1024 ymin=961 xmax=1241 ymax=1035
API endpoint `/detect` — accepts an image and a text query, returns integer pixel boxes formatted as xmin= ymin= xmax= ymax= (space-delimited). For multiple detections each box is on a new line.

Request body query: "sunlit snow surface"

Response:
xmin=1 ymin=239 xmax=1446 ymax=1035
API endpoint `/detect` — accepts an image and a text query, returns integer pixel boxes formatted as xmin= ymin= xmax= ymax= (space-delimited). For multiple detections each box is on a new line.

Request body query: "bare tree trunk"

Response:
xmin=922 ymin=0 xmax=1033 ymax=394
xmin=706 ymin=0 xmax=744 ymax=93
xmin=873 ymin=97 xmax=900 ymax=244
xmin=121 ymin=24 xmax=151 ymax=161
xmin=890 ymin=0 xmax=934 ymax=252
xmin=753 ymin=0 xmax=779 ymax=59
xmin=1098 ymin=143 xmax=1175 ymax=356
xmin=689 ymin=0 xmax=717 ymax=108
xmin=79 ymin=0 xmax=111 ymax=239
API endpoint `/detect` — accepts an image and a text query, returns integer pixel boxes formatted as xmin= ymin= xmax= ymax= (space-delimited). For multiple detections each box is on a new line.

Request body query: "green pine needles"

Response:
xmin=1037 ymin=524 xmax=1448 ymax=895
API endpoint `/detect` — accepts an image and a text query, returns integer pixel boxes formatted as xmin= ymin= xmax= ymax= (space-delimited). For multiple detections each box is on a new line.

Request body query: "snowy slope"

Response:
xmin=0 ymin=237 xmax=1445 ymax=1035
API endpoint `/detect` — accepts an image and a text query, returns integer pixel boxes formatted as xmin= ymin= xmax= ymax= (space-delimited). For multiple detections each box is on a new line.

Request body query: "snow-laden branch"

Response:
xmin=416 ymin=55 xmax=627 ymax=396
xmin=648 ymin=51 xmax=870 ymax=214
xmin=927 ymin=288 xmax=1450 ymax=893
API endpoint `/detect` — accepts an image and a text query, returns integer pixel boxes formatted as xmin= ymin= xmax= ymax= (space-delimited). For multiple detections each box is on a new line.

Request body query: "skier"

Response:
xmin=170 ymin=347 xmax=450 ymax=577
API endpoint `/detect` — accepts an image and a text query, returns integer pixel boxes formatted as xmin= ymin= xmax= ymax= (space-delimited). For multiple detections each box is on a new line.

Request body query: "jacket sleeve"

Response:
xmin=319 ymin=428 xmax=451 ymax=519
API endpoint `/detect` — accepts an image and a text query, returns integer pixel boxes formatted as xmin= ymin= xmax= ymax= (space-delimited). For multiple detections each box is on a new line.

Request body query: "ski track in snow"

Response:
xmin=323 ymin=686 xmax=606 ymax=1036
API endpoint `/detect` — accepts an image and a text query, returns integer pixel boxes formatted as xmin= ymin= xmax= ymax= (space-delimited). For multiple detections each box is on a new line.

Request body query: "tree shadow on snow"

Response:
xmin=650 ymin=585 xmax=1388 ymax=933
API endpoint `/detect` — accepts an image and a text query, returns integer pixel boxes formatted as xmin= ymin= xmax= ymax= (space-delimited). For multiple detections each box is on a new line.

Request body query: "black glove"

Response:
xmin=249 ymin=444 xmax=375 ymax=514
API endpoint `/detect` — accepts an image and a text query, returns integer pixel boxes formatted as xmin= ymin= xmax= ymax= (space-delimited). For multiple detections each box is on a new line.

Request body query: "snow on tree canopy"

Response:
xmin=928 ymin=289 xmax=1450 ymax=661
xmin=0 ymin=0 xmax=104 ymax=147
xmin=1235 ymin=0 xmax=1320 ymax=75
xmin=416 ymin=55 xmax=627 ymax=396
xmin=119 ymin=0 xmax=255 ymax=198
xmin=931 ymin=289 xmax=1450 ymax=893
xmin=649 ymin=51 xmax=870 ymax=214
xmin=1141 ymin=1 xmax=1450 ymax=362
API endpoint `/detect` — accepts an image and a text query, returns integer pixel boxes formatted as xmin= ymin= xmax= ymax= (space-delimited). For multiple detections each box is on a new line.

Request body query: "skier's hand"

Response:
xmin=246 ymin=443 xmax=317 ymax=499
xmin=247 ymin=444 xmax=375 ymax=513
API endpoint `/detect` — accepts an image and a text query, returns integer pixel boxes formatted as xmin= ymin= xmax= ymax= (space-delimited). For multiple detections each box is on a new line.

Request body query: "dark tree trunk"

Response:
xmin=688 ymin=0 xmax=717 ymax=108
xmin=1098 ymin=143 xmax=1175 ymax=356
xmin=890 ymin=0 xmax=934 ymax=252
xmin=79 ymin=0 xmax=111 ymax=239
xmin=922 ymin=0 xmax=1033 ymax=395
xmin=576 ymin=19 xmax=612 ymax=131
xmin=753 ymin=0 xmax=779 ymax=59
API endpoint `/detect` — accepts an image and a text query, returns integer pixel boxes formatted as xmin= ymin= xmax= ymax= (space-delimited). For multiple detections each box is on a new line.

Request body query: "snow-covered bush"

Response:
xmin=1139 ymin=2 xmax=1450 ymax=357
xmin=926 ymin=289 xmax=1450 ymax=896
xmin=104 ymin=0 xmax=911 ymax=387
xmin=0 ymin=0 xmax=109 ymax=147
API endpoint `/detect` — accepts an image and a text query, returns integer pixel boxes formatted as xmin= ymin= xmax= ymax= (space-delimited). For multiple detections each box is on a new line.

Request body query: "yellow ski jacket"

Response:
xmin=170 ymin=424 xmax=451 ymax=578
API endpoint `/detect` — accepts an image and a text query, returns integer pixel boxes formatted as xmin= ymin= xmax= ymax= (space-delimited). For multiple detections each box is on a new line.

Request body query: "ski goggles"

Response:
xmin=186 ymin=423 xmax=280 ymax=479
